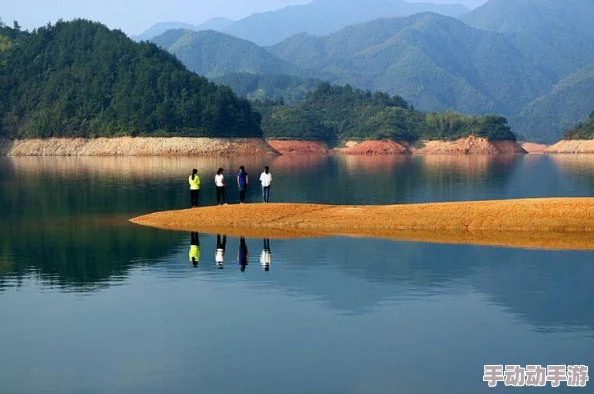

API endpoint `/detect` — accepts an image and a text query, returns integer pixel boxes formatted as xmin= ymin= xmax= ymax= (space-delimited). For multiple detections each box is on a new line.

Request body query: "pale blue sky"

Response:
xmin=2 ymin=0 xmax=488 ymax=36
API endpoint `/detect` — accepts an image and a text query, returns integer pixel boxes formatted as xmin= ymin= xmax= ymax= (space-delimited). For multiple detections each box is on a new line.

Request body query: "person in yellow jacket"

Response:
xmin=189 ymin=232 xmax=200 ymax=267
xmin=189 ymin=169 xmax=201 ymax=208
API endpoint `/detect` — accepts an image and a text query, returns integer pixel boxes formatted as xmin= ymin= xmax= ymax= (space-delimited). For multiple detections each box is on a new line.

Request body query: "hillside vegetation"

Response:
xmin=152 ymin=29 xmax=304 ymax=78
xmin=0 ymin=20 xmax=262 ymax=139
xmin=269 ymin=13 xmax=550 ymax=116
xmin=212 ymin=73 xmax=323 ymax=104
xmin=564 ymin=112 xmax=594 ymax=140
xmin=256 ymin=83 xmax=516 ymax=144
xmin=512 ymin=64 xmax=594 ymax=142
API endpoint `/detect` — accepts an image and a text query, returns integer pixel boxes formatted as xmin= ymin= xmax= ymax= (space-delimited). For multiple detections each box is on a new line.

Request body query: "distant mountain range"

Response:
xmin=223 ymin=0 xmax=469 ymax=46
xmin=137 ymin=0 xmax=469 ymax=44
xmin=148 ymin=0 xmax=593 ymax=142
xmin=133 ymin=18 xmax=235 ymax=41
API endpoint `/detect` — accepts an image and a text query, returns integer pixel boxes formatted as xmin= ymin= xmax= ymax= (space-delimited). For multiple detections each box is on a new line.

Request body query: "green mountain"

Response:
xmin=512 ymin=64 xmax=594 ymax=142
xmin=463 ymin=0 xmax=594 ymax=80
xmin=134 ymin=18 xmax=235 ymax=41
xmin=463 ymin=0 xmax=594 ymax=37
xmin=0 ymin=20 xmax=261 ymax=139
xmin=152 ymin=29 xmax=304 ymax=78
xmin=225 ymin=0 xmax=469 ymax=46
xmin=563 ymin=111 xmax=594 ymax=140
xmin=256 ymin=82 xmax=516 ymax=143
xmin=212 ymin=73 xmax=323 ymax=104
xmin=269 ymin=13 xmax=551 ymax=115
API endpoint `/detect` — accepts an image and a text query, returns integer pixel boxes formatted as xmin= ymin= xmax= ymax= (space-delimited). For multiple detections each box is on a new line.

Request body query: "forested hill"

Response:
xmin=256 ymin=83 xmax=516 ymax=143
xmin=151 ymin=29 xmax=304 ymax=78
xmin=564 ymin=112 xmax=594 ymax=140
xmin=0 ymin=20 xmax=262 ymax=139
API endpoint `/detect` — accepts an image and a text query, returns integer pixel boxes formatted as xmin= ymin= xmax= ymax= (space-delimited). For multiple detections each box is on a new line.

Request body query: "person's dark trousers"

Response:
xmin=217 ymin=234 xmax=227 ymax=251
xmin=216 ymin=186 xmax=226 ymax=204
xmin=239 ymin=189 xmax=247 ymax=203
xmin=190 ymin=190 xmax=200 ymax=207
xmin=262 ymin=186 xmax=271 ymax=203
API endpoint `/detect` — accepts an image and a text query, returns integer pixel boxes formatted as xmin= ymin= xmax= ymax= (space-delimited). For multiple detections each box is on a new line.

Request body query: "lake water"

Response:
xmin=1 ymin=154 xmax=593 ymax=394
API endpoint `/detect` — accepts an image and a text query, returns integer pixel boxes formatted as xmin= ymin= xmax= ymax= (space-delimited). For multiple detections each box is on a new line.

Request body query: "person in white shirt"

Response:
xmin=259 ymin=166 xmax=272 ymax=203
xmin=214 ymin=168 xmax=227 ymax=205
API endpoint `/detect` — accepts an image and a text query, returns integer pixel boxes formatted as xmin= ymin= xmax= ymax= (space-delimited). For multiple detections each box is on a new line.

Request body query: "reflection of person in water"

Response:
xmin=260 ymin=238 xmax=271 ymax=271
xmin=238 ymin=236 xmax=249 ymax=272
xmin=189 ymin=232 xmax=200 ymax=267
xmin=216 ymin=234 xmax=226 ymax=269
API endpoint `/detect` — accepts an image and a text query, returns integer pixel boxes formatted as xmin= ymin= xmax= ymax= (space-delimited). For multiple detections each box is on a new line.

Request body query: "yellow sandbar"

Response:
xmin=130 ymin=199 xmax=594 ymax=251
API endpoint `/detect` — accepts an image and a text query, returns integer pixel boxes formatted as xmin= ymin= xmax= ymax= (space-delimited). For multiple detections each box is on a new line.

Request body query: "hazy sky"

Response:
xmin=2 ymin=0 xmax=488 ymax=36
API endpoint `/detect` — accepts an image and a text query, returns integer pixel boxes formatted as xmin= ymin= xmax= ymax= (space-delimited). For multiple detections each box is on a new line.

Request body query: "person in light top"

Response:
xmin=260 ymin=238 xmax=271 ymax=272
xmin=215 ymin=234 xmax=226 ymax=269
xmin=214 ymin=168 xmax=227 ymax=206
xmin=259 ymin=166 xmax=272 ymax=203
xmin=188 ymin=169 xmax=201 ymax=208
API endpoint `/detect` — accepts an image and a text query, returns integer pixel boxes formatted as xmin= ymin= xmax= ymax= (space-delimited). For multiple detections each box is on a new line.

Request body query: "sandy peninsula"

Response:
xmin=130 ymin=198 xmax=594 ymax=251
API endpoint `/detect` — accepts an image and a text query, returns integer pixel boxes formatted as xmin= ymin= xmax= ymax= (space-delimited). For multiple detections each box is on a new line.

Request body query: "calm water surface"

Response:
xmin=1 ymin=155 xmax=593 ymax=394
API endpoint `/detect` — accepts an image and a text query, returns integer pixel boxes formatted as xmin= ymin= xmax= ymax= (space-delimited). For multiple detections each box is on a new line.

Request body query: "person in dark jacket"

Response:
xmin=237 ymin=166 xmax=249 ymax=204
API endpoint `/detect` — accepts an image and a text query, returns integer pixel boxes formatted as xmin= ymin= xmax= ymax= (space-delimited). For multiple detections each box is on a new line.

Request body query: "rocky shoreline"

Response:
xmin=270 ymin=136 xmax=526 ymax=155
xmin=545 ymin=140 xmax=594 ymax=154
xmin=7 ymin=136 xmax=592 ymax=156
xmin=1 ymin=137 xmax=279 ymax=156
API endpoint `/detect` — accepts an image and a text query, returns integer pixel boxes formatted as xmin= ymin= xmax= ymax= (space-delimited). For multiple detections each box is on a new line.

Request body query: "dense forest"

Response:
xmin=213 ymin=73 xmax=322 ymax=104
xmin=0 ymin=19 xmax=262 ymax=138
xmin=563 ymin=111 xmax=594 ymax=140
xmin=255 ymin=83 xmax=516 ymax=144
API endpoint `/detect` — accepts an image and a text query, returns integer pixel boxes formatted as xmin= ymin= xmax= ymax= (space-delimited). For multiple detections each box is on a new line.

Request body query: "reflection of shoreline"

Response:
xmin=5 ymin=156 xmax=276 ymax=178
xmin=338 ymin=154 xmax=520 ymax=178
xmin=550 ymin=154 xmax=594 ymax=173
xmin=131 ymin=200 xmax=594 ymax=251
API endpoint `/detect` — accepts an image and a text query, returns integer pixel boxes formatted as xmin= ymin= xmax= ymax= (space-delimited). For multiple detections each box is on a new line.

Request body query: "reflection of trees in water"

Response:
xmin=550 ymin=155 xmax=594 ymax=190
xmin=0 ymin=219 xmax=182 ymax=292
xmin=6 ymin=156 xmax=275 ymax=179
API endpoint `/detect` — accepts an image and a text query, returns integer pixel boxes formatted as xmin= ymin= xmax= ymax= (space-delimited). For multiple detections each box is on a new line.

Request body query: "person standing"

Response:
xmin=259 ymin=166 xmax=272 ymax=203
xmin=237 ymin=166 xmax=249 ymax=204
xmin=188 ymin=169 xmax=201 ymax=208
xmin=215 ymin=168 xmax=227 ymax=205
